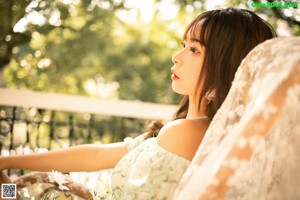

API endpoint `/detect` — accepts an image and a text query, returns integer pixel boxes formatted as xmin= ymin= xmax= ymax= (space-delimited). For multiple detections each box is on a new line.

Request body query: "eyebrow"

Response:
xmin=190 ymin=37 xmax=205 ymax=50
xmin=184 ymin=34 xmax=205 ymax=48
xmin=190 ymin=38 xmax=201 ymax=43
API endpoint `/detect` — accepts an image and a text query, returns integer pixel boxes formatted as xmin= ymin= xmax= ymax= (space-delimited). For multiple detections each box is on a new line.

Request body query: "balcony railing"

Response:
xmin=0 ymin=88 xmax=177 ymax=153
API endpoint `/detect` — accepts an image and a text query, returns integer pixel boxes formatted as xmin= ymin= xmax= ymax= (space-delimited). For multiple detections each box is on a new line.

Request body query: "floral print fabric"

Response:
xmin=111 ymin=135 xmax=190 ymax=200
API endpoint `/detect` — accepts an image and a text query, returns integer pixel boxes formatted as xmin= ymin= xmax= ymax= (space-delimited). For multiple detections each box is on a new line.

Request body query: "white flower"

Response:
xmin=90 ymin=178 xmax=112 ymax=200
xmin=48 ymin=170 xmax=69 ymax=191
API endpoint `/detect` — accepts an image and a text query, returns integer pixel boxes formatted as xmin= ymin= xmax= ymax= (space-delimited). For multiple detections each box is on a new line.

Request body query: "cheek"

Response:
xmin=172 ymin=59 xmax=204 ymax=95
xmin=171 ymin=71 xmax=200 ymax=95
xmin=189 ymin=63 xmax=204 ymax=93
xmin=189 ymin=73 xmax=201 ymax=92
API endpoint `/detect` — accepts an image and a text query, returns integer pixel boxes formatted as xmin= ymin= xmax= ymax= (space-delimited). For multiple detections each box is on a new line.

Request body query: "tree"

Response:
xmin=1 ymin=0 xmax=299 ymax=104
xmin=0 ymin=0 xmax=31 ymax=69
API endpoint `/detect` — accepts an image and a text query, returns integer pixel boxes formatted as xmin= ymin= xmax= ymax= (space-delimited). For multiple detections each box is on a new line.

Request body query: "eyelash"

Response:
xmin=181 ymin=42 xmax=199 ymax=54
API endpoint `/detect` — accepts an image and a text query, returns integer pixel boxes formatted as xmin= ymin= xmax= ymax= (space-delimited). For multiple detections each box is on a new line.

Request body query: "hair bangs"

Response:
xmin=183 ymin=16 xmax=210 ymax=47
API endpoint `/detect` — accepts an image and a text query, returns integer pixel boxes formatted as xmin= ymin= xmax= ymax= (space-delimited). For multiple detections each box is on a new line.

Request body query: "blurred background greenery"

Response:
xmin=0 ymin=0 xmax=299 ymax=104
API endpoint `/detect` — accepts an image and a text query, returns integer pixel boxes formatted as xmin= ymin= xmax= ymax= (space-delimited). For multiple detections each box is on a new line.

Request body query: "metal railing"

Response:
xmin=0 ymin=88 xmax=177 ymax=153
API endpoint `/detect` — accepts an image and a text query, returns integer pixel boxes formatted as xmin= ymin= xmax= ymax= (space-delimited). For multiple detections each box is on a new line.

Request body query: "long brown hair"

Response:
xmin=146 ymin=8 xmax=276 ymax=138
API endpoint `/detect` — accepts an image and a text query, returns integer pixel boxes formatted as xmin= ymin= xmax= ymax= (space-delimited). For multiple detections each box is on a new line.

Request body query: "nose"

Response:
xmin=172 ymin=51 xmax=182 ymax=65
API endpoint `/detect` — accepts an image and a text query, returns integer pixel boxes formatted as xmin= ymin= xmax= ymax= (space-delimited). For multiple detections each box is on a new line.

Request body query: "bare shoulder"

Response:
xmin=156 ymin=119 xmax=210 ymax=161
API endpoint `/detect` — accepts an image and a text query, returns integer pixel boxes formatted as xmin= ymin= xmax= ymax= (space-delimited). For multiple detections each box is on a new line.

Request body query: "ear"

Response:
xmin=204 ymin=89 xmax=215 ymax=104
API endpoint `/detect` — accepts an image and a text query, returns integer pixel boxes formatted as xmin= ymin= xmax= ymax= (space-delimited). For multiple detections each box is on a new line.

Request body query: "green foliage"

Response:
xmin=1 ymin=0 xmax=299 ymax=105
xmin=2 ymin=0 xmax=189 ymax=104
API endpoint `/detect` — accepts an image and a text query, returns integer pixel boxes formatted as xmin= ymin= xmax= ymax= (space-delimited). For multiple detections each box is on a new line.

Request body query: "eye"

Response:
xmin=181 ymin=42 xmax=200 ymax=54
xmin=189 ymin=46 xmax=200 ymax=54
xmin=181 ymin=42 xmax=186 ymax=48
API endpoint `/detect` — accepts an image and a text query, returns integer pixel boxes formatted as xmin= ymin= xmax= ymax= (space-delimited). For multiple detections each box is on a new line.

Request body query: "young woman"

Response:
xmin=0 ymin=8 xmax=276 ymax=200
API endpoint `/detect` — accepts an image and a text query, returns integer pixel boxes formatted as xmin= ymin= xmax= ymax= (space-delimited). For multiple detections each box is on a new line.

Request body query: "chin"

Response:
xmin=171 ymin=85 xmax=188 ymax=95
xmin=171 ymin=84 xmax=180 ymax=94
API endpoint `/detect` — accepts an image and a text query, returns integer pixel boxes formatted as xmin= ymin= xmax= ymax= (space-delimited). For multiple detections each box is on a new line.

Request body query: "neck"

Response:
xmin=186 ymin=95 xmax=208 ymax=119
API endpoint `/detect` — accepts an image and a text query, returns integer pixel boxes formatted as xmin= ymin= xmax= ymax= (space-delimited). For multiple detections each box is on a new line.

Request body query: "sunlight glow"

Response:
xmin=13 ymin=11 xmax=46 ymax=33
xmin=277 ymin=19 xmax=292 ymax=36
xmin=116 ymin=0 xmax=180 ymax=23
xmin=13 ymin=18 xmax=27 ymax=33
xmin=84 ymin=76 xmax=120 ymax=99
xmin=38 ymin=58 xmax=51 ymax=69
xmin=157 ymin=0 xmax=180 ymax=20
xmin=25 ymin=0 xmax=38 ymax=12
xmin=118 ymin=0 xmax=155 ymax=23
xmin=49 ymin=9 xmax=62 ymax=26
xmin=137 ymin=0 xmax=155 ymax=22
xmin=14 ymin=0 xmax=182 ymax=32
xmin=206 ymin=0 xmax=226 ymax=10
xmin=116 ymin=9 xmax=139 ymax=24
xmin=27 ymin=11 xmax=46 ymax=25
xmin=61 ymin=0 xmax=80 ymax=5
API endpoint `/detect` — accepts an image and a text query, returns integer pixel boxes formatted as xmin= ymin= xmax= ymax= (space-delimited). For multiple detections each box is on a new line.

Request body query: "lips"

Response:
xmin=171 ymin=74 xmax=180 ymax=80
xmin=171 ymin=69 xmax=180 ymax=80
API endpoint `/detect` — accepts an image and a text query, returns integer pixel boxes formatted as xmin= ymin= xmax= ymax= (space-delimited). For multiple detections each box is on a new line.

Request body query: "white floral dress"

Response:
xmin=111 ymin=133 xmax=191 ymax=200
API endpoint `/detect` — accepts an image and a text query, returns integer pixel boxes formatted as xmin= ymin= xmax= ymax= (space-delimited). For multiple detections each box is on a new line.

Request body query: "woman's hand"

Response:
xmin=0 ymin=170 xmax=12 ymax=184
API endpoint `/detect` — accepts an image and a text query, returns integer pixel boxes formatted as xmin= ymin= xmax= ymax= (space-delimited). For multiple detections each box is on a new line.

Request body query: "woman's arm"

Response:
xmin=0 ymin=142 xmax=128 ymax=172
